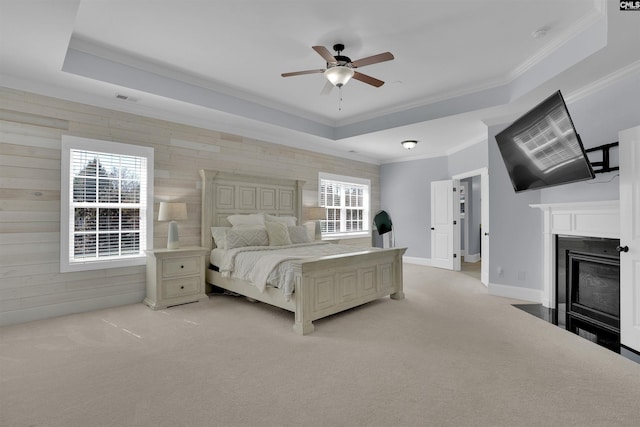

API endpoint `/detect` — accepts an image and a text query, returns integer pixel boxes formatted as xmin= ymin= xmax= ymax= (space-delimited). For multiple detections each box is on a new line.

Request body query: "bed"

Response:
xmin=200 ymin=169 xmax=406 ymax=335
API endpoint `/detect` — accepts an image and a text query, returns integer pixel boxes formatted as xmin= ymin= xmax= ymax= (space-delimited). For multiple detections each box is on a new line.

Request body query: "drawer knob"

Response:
xmin=180 ymin=285 xmax=185 ymax=289
xmin=181 ymin=265 xmax=184 ymax=269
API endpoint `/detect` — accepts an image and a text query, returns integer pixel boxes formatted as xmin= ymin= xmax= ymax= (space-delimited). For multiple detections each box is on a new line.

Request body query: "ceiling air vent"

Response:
xmin=115 ymin=93 xmax=138 ymax=102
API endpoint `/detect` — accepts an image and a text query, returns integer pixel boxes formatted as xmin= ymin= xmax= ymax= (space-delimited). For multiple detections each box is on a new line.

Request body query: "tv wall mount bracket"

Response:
xmin=585 ymin=142 xmax=619 ymax=174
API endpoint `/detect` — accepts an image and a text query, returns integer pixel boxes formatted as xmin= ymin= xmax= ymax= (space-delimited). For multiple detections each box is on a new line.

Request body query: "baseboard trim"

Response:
xmin=488 ymin=282 xmax=543 ymax=303
xmin=403 ymin=256 xmax=432 ymax=266
xmin=464 ymin=253 xmax=481 ymax=263
xmin=0 ymin=291 xmax=146 ymax=326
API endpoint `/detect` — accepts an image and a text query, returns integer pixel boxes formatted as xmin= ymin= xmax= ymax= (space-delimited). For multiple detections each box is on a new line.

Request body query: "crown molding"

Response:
xmin=565 ymin=60 xmax=640 ymax=103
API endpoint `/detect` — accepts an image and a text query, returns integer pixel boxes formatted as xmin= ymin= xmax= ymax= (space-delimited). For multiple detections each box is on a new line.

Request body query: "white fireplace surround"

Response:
xmin=530 ymin=200 xmax=620 ymax=309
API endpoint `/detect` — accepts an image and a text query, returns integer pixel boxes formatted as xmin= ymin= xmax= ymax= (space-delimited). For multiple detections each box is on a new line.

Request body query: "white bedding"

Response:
xmin=213 ymin=242 xmax=373 ymax=299
xmin=210 ymin=248 xmax=226 ymax=268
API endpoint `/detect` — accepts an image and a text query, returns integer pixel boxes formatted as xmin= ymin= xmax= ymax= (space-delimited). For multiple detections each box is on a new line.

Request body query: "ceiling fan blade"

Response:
xmin=320 ymin=80 xmax=334 ymax=95
xmin=281 ymin=69 xmax=325 ymax=77
xmin=351 ymin=52 xmax=394 ymax=68
xmin=352 ymin=71 xmax=385 ymax=87
xmin=312 ymin=46 xmax=337 ymax=64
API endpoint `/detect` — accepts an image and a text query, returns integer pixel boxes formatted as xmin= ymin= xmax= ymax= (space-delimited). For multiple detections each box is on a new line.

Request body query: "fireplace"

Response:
xmin=532 ymin=201 xmax=623 ymax=350
xmin=561 ymin=240 xmax=620 ymax=350
xmin=530 ymin=200 xmax=640 ymax=360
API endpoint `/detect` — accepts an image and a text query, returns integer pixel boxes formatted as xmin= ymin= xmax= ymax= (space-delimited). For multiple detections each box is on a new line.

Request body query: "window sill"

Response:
xmin=321 ymin=232 xmax=370 ymax=241
xmin=61 ymin=256 xmax=146 ymax=273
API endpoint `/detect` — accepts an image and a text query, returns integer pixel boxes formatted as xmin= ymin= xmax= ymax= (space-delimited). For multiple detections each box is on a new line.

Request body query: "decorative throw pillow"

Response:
xmin=225 ymin=228 xmax=269 ymax=249
xmin=288 ymin=225 xmax=311 ymax=244
xmin=264 ymin=214 xmax=297 ymax=227
xmin=227 ymin=213 xmax=265 ymax=227
xmin=266 ymin=221 xmax=292 ymax=246
xmin=211 ymin=227 xmax=230 ymax=250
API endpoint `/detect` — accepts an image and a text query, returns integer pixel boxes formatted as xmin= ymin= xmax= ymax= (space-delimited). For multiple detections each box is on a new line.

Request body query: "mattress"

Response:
xmin=212 ymin=242 xmax=374 ymax=299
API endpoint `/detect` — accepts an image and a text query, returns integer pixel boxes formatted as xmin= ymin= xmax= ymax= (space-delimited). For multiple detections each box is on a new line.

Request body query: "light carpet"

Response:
xmin=1 ymin=263 xmax=639 ymax=427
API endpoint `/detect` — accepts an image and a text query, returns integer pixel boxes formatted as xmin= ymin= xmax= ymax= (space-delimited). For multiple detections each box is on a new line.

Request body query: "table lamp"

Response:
xmin=158 ymin=202 xmax=187 ymax=249
xmin=303 ymin=206 xmax=326 ymax=240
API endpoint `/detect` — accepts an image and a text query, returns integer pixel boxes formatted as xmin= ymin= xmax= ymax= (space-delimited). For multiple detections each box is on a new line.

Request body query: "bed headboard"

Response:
xmin=199 ymin=170 xmax=305 ymax=250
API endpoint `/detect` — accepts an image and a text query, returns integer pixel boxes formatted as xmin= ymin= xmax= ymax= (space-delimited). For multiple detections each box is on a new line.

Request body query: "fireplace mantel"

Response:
xmin=530 ymin=200 xmax=620 ymax=307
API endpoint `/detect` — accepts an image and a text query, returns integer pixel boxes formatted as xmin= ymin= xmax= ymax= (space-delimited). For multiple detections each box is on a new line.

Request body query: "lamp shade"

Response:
xmin=158 ymin=202 xmax=187 ymax=249
xmin=158 ymin=202 xmax=187 ymax=221
xmin=324 ymin=66 xmax=354 ymax=87
xmin=303 ymin=207 xmax=326 ymax=221
xmin=302 ymin=206 xmax=325 ymax=241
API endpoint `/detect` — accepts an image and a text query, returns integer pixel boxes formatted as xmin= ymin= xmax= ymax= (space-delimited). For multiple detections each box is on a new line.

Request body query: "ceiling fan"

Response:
xmin=281 ymin=43 xmax=394 ymax=92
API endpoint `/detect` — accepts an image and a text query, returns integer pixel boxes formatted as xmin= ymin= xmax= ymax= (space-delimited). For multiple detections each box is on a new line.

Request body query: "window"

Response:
xmin=61 ymin=136 xmax=154 ymax=272
xmin=319 ymin=172 xmax=370 ymax=239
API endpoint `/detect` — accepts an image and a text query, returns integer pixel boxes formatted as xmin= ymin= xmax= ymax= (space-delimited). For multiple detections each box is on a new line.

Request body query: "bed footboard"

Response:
xmin=291 ymin=247 xmax=406 ymax=335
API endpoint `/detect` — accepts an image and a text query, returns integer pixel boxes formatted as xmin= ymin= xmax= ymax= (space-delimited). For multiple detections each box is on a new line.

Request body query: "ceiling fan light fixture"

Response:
xmin=324 ymin=66 xmax=354 ymax=87
xmin=401 ymin=140 xmax=418 ymax=150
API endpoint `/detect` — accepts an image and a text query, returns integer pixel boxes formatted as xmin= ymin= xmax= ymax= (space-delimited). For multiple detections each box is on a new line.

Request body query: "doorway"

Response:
xmin=453 ymin=168 xmax=488 ymax=286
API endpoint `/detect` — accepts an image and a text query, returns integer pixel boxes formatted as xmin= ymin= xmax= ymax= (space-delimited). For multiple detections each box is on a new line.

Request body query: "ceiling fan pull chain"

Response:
xmin=338 ymin=86 xmax=343 ymax=111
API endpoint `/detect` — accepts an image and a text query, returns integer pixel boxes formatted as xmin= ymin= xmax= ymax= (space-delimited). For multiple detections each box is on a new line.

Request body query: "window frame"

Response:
xmin=60 ymin=135 xmax=154 ymax=272
xmin=318 ymin=172 xmax=371 ymax=240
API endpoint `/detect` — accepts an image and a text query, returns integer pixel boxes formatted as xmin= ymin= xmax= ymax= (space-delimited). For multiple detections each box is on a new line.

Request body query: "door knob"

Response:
xmin=616 ymin=245 xmax=629 ymax=253
xmin=484 ymin=232 xmax=489 ymax=236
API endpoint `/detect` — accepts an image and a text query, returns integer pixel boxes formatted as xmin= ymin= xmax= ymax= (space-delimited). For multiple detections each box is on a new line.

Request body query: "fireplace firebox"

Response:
xmin=566 ymin=251 xmax=620 ymax=350
xmin=556 ymin=236 xmax=621 ymax=351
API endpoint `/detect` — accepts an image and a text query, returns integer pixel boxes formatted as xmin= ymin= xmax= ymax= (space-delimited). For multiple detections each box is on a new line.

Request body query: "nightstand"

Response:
xmin=144 ymin=246 xmax=209 ymax=310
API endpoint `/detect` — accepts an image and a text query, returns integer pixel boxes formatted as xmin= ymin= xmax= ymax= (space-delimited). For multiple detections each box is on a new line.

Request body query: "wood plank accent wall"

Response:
xmin=0 ymin=87 xmax=380 ymax=325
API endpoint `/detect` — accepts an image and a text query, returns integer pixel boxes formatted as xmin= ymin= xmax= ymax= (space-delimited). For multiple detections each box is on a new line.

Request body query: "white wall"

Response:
xmin=380 ymin=156 xmax=449 ymax=259
xmin=541 ymin=76 xmax=640 ymax=203
xmin=488 ymin=72 xmax=640 ymax=299
xmin=380 ymin=140 xmax=488 ymax=261
xmin=0 ymin=87 xmax=380 ymax=325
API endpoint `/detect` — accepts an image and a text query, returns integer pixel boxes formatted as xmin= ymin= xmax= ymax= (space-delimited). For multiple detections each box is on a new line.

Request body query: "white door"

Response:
xmin=619 ymin=126 xmax=640 ymax=352
xmin=431 ymin=179 xmax=461 ymax=270
xmin=480 ymin=170 xmax=489 ymax=286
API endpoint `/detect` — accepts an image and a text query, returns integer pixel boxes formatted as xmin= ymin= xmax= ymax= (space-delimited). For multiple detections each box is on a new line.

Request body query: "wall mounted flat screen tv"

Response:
xmin=495 ymin=90 xmax=595 ymax=193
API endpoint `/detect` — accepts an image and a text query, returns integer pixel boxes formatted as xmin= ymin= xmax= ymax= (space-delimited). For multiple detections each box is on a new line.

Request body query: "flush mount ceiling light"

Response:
xmin=324 ymin=65 xmax=355 ymax=88
xmin=401 ymin=140 xmax=418 ymax=150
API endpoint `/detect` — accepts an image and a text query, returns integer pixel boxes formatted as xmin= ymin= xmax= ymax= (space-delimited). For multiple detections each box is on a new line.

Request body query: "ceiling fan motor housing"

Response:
xmin=332 ymin=55 xmax=352 ymax=66
xmin=331 ymin=44 xmax=352 ymax=67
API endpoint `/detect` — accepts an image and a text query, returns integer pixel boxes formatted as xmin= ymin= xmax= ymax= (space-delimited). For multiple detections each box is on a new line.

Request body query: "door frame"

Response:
xmin=452 ymin=167 xmax=489 ymax=286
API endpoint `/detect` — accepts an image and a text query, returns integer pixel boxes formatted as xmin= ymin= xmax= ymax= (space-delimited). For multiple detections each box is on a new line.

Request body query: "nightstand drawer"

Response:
xmin=163 ymin=276 xmax=200 ymax=299
xmin=162 ymin=256 xmax=199 ymax=278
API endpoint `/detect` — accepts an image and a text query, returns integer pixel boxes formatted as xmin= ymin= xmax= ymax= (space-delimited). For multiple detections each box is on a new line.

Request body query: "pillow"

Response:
xmin=227 ymin=213 xmax=265 ymax=227
xmin=264 ymin=214 xmax=297 ymax=227
xmin=231 ymin=224 xmax=266 ymax=230
xmin=211 ymin=226 xmax=230 ymax=249
xmin=266 ymin=221 xmax=292 ymax=246
xmin=288 ymin=226 xmax=311 ymax=244
xmin=225 ymin=228 xmax=269 ymax=249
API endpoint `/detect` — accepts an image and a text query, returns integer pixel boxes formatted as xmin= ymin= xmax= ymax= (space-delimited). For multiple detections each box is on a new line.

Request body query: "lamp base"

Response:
xmin=167 ymin=221 xmax=180 ymax=249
